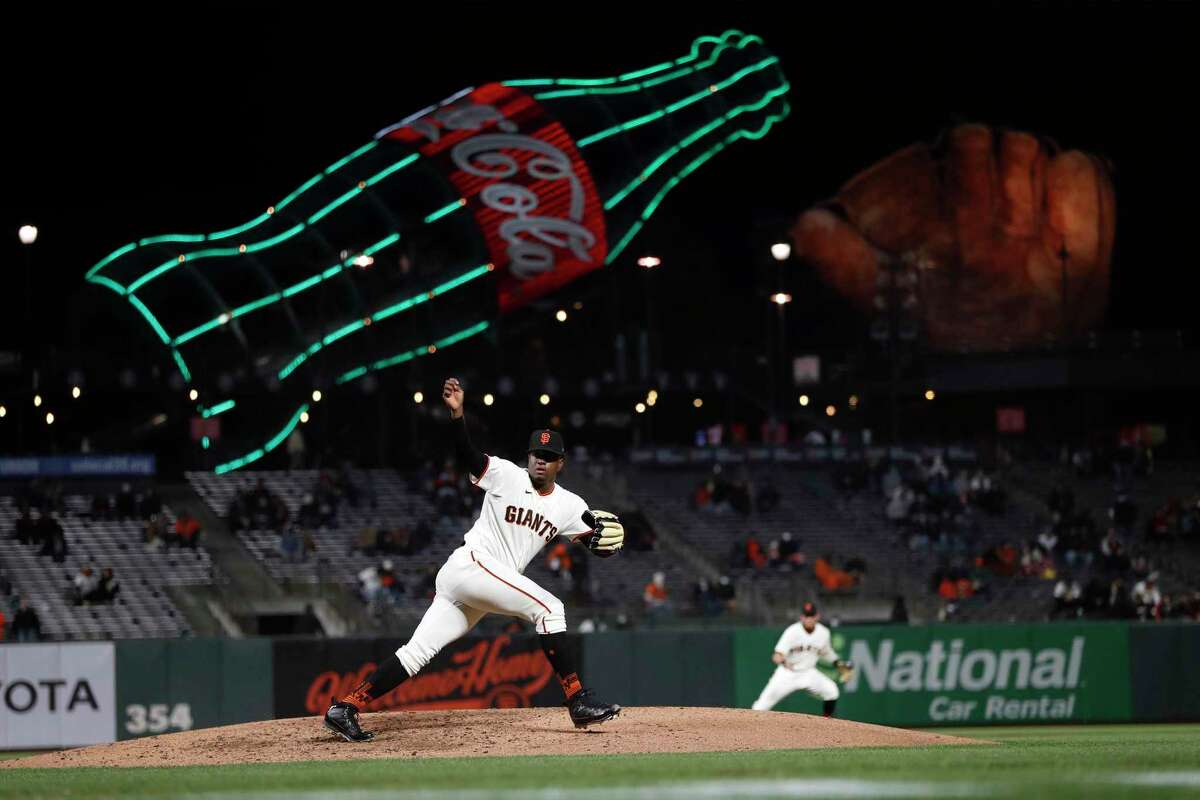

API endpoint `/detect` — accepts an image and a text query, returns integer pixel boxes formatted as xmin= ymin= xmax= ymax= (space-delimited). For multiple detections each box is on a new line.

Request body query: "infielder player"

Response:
xmin=324 ymin=377 xmax=624 ymax=741
xmin=751 ymin=602 xmax=854 ymax=717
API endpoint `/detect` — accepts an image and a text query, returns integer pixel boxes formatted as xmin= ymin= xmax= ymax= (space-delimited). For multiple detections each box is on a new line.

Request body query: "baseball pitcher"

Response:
xmin=323 ymin=377 xmax=623 ymax=741
xmin=751 ymin=602 xmax=854 ymax=717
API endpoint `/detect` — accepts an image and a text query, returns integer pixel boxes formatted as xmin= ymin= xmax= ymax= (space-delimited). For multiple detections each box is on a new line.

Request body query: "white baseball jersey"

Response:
xmin=463 ymin=455 xmax=592 ymax=573
xmin=773 ymin=622 xmax=839 ymax=671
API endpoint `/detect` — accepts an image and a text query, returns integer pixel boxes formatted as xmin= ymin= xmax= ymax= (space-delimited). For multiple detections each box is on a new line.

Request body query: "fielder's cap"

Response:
xmin=528 ymin=429 xmax=566 ymax=457
xmin=801 ymin=601 xmax=819 ymax=616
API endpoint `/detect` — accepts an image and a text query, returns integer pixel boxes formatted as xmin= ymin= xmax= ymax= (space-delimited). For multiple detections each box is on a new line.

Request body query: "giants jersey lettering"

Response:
xmin=464 ymin=455 xmax=591 ymax=572
xmin=773 ymin=622 xmax=838 ymax=672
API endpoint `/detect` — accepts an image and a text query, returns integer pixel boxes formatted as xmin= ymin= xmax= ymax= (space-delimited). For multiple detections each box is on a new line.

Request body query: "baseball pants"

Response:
xmin=752 ymin=666 xmax=840 ymax=710
xmin=396 ymin=546 xmax=566 ymax=676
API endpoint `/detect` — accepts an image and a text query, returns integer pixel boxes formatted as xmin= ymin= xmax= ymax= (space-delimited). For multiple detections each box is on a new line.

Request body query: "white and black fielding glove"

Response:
xmin=580 ymin=510 xmax=624 ymax=558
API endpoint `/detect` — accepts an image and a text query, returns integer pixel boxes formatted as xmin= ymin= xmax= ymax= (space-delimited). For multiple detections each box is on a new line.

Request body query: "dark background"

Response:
xmin=3 ymin=5 xmax=1197 ymax=463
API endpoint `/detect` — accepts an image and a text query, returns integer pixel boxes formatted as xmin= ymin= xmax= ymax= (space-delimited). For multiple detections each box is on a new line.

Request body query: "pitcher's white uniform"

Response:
xmin=751 ymin=621 xmax=841 ymax=710
xmin=395 ymin=455 xmax=592 ymax=676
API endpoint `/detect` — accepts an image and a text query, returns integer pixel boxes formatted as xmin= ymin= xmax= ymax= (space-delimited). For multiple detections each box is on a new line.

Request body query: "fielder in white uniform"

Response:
xmin=751 ymin=602 xmax=853 ymax=717
xmin=324 ymin=377 xmax=625 ymax=742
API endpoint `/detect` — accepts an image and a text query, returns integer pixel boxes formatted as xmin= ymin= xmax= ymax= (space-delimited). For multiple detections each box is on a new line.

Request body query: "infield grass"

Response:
xmin=1 ymin=724 xmax=1197 ymax=798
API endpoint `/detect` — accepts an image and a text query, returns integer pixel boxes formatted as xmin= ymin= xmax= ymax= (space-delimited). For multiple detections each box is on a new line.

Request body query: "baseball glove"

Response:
xmin=835 ymin=660 xmax=855 ymax=684
xmin=580 ymin=510 xmax=624 ymax=558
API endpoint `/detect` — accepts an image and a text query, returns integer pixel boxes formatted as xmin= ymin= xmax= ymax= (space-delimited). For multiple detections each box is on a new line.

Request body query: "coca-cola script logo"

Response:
xmin=304 ymin=635 xmax=554 ymax=713
xmin=383 ymin=84 xmax=607 ymax=312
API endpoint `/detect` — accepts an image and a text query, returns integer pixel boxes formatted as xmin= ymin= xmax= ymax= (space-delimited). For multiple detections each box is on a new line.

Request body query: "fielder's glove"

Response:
xmin=580 ymin=510 xmax=623 ymax=558
xmin=835 ymin=660 xmax=855 ymax=684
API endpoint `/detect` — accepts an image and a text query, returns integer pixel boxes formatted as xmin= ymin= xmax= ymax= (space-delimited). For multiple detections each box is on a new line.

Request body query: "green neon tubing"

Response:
xmin=87 ymin=142 xmax=383 ymax=278
xmin=171 ymin=349 xmax=192 ymax=382
xmin=503 ymin=30 xmax=744 ymax=88
xmin=280 ymin=262 xmax=489 ymax=382
xmin=365 ymin=154 xmax=418 ymax=187
xmin=127 ymin=294 xmax=171 ymax=345
xmin=282 ymin=273 xmax=323 ymax=299
xmin=88 ymin=275 xmax=127 ymax=295
xmin=266 ymin=404 xmax=309 ymax=453
xmin=86 ymin=243 xmax=136 ymax=279
xmin=606 ymin=102 xmax=790 ymax=265
xmin=335 ymin=321 xmax=490 ymax=385
xmin=534 ymin=33 xmax=764 ymax=101
xmin=214 ymin=402 xmax=309 ymax=474
xmin=423 ymin=201 xmax=464 ymax=224
xmin=202 ymin=399 xmax=236 ymax=418
xmin=604 ymin=81 xmax=790 ymax=211
xmin=576 ymin=55 xmax=779 ymax=148
xmin=172 ymin=317 xmax=224 ymax=346
xmin=307 ymin=187 xmax=360 ymax=226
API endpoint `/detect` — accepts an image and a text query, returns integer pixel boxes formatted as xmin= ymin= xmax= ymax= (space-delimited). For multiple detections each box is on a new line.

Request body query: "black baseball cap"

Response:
xmin=528 ymin=429 xmax=566 ymax=457
xmin=801 ymin=601 xmax=819 ymax=617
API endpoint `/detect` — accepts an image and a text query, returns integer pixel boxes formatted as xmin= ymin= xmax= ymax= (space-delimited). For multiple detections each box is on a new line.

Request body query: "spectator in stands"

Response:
xmin=545 ymin=541 xmax=573 ymax=581
xmin=814 ymin=555 xmax=858 ymax=591
xmin=1037 ymin=526 xmax=1060 ymax=556
xmin=174 ymin=513 xmax=202 ymax=549
xmin=1131 ymin=572 xmax=1163 ymax=620
xmin=91 ymin=491 xmax=112 ymax=519
xmin=643 ymin=571 xmax=671 ymax=617
xmin=280 ymin=526 xmax=302 ymax=562
xmin=355 ymin=521 xmax=380 ymax=555
xmin=0 ymin=569 xmax=11 ymax=601
xmin=0 ymin=606 xmax=6 ymax=641
xmin=744 ymin=536 xmax=767 ymax=571
xmin=756 ymin=480 xmax=781 ymax=513
xmin=298 ymin=493 xmax=321 ymax=527
xmin=1109 ymin=493 xmax=1138 ymax=535
xmin=314 ymin=471 xmax=342 ymax=523
xmin=335 ymin=462 xmax=361 ymax=508
xmin=378 ymin=560 xmax=402 ymax=603
xmin=139 ymin=485 xmax=163 ymax=519
xmin=12 ymin=597 xmax=41 ymax=642
xmin=303 ymin=529 xmax=319 ymax=561
xmin=38 ymin=513 xmax=68 ymax=563
xmin=73 ymin=566 xmax=100 ymax=605
xmin=287 ymin=426 xmax=307 ymax=470
xmin=1053 ymin=575 xmax=1083 ymax=618
xmin=692 ymin=480 xmax=713 ymax=512
xmin=144 ymin=514 xmax=166 ymax=551
xmin=714 ymin=575 xmax=736 ymax=613
xmin=12 ymin=508 xmax=35 ymax=545
xmin=357 ymin=563 xmax=383 ymax=605
xmin=116 ymin=483 xmax=137 ymax=519
xmin=693 ymin=579 xmax=722 ymax=617
xmin=777 ymin=532 xmax=806 ymax=570
xmin=1100 ymin=528 xmax=1128 ymax=572
xmin=97 ymin=568 xmax=120 ymax=603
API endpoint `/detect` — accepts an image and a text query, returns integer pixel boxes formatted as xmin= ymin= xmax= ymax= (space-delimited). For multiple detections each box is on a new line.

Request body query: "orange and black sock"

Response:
xmin=539 ymin=632 xmax=583 ymax=700
xmin=340 ymin=654 xmax=410 ymax=709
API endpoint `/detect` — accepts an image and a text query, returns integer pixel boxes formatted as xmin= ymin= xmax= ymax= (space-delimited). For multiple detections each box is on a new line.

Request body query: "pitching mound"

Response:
xmin=2 ymin=707 xmax=982 ymax=769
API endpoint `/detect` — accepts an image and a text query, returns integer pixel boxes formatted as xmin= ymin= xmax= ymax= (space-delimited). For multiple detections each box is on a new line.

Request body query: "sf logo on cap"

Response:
xmin=540 ymin=432 xmax=551 ymax=445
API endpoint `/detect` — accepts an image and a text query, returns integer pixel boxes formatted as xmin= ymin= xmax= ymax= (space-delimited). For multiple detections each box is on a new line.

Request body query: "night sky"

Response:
xmin=4 ymin=5 xmax=1196 ymax=374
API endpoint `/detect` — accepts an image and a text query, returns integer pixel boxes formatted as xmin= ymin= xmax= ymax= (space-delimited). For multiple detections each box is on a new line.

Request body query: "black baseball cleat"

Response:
xmin=324 ymin=702 xmax=374 ymax=742
xmin=567 ymin=689 xmax=621 ymax=729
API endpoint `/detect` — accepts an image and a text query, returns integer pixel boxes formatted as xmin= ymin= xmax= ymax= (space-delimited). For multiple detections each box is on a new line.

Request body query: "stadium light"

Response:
xmin=849 ymin=394 xmax=859 ymax=408
xmin=693 ymin=397 xmax=703 ymax=408
xmin=925 ymin=389 xmax=936 ymax=401
xmin=72 ymin=386 xmax=82 ymax=399
xmin=825 ymin=405 xmax=836 ymax=417
xmin=45 ymin=412 xmax=55 ymax=425
xmin=413 ymin=391 xmax=424 ymax=404
xmin=18 ymin=225 xmax=38 ymax=245
xmin=637 ymin=255 xmax=662 ymax=269
xmin=539 ymin=394 xmax=551 ymax=406
xmin=799 ymin=394 xmax=809 ymax=406
xmin=635 ymin=402 xmax=646 ymax=413
xmin=770 ymin=242 xmax=791 ymax=261
xmin=0 ymin=405 xmax=6 ymax=418
xmin=353 ymin=254 xmax=374 ymax=268
xmin=312 ymin=390 xmax=323 ymax=402
xmin=188 ymin=388 xmax=199 ymax=402
xmin=771 ymin=292 xmax=792 ymax=305
xmin=33 ymin=394 xmax=42 ymax=407
xmin=483 ymin=393 xmax=495 ymax=406
xmin=300 ymin=411 xmax=310 ymax=424
xmin=556 ymin=309 xmax=568 ymax=322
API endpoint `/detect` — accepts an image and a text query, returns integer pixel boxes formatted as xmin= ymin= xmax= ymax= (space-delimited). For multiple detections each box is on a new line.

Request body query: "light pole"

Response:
xmin=18 ymin=225 xmax=38 ymax=453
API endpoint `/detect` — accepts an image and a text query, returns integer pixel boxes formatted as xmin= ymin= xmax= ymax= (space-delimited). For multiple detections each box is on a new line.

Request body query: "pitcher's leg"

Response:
xmin=800 ymin=671 xmax=841 ymax=717
xmin=457 ymin=550 xmax=565 ymax=633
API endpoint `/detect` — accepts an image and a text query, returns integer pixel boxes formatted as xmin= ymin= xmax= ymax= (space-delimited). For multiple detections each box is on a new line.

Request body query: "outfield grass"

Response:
xmin=1 ymin=724 xmax=1197 ymax=798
